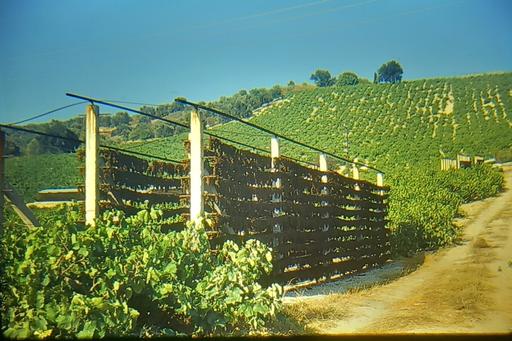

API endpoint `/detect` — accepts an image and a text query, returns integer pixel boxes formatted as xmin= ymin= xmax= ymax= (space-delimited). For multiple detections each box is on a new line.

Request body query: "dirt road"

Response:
xmin=286 ymin=165 xmax=512 ymax=334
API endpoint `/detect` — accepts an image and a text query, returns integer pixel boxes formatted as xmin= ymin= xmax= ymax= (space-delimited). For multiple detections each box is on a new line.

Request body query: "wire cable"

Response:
xmin=8 ymin=101 xmax=88 ymax=125
xmin=66 ymin=93 xmax=274 ymax=155
xmin=66 ymin=93 xmax=190 ymax=130
xmin=100 ymin=99 xmax=161 ymax=107
xmin=65 ymin=93 xmax=377 ymax=171
xmin=0 ymin=124 xmax=183 ymax=163
xmin=175 ymin=99 xmax=384 ymax=173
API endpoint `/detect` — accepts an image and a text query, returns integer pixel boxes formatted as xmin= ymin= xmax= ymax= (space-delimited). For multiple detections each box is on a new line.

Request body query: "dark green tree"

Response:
xmin=310 ymin=69 xmax=335 ymax=87
xmin=288 ymin=80 xmax=295 ymax=87
xmin=38 ymin=121 xmax=80 ymax=153
xmin=377 ymin=60 xmax=404 ymax=84
xmin=99 ymin=115 xmax=112 ymax=127
xmin=111 ymin=112 xmax=131 ymax=126
xmin=336 ymin=72 xmax=359 ymax=86
xmin=128 ymin=124 xmax=153 ymax=140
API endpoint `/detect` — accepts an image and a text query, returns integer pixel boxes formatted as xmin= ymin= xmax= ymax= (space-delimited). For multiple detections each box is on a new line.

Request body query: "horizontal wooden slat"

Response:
xmin=102 ymin=168 xmax=182 ymax=190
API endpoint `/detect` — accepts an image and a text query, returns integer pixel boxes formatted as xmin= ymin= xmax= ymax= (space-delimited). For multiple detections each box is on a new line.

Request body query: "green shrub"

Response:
xmin=387 ymin=164 xmax=503 ymax=256
xmin=387 ymin=169 xmax=462 ymax=255
xmin=1 ymin=207 xmax=282 ymax=338
xmin=496 ymin=148 xmax=512 ymax=163
xmin=439 ymin=165 xmax=504 ymax=203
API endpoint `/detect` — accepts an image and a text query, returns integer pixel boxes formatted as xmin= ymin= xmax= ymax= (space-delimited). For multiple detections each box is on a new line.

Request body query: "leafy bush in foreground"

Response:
xmin=387 ymin=164 xmax=503 ymax=256
xmin=1 ymin=207 xmax=282 ymax=338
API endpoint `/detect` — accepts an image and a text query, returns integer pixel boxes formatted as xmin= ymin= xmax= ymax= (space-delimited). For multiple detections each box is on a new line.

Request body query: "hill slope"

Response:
xmin=203 ymin=73 xmax=512 ymax=171
xmin=5 ymin=73 xmax=512 ymax=200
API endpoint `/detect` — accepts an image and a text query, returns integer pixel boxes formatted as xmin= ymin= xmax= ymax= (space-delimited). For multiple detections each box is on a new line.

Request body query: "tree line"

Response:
xmin=310 ymin=60 xmax=404 ymax=87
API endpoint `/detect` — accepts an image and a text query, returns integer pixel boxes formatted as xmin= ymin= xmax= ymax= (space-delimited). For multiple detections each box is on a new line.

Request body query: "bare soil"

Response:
xmin=284 ymin=165 xmax=512 ymax=334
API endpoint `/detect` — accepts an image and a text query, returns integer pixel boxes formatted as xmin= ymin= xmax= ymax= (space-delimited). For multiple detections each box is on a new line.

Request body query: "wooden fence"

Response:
xmin=441 ymin=154 xmax=486 ymax=171
xmin=75 ymin=104 xmax=390 ymax=287
xmin=79 ymin=148 xmax=188 ymax=230
xmin=189 ymin=138 xmax=390 ymax=286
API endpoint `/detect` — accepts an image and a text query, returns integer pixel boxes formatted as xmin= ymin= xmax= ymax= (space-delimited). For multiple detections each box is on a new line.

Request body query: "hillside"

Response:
xmin=203 ymin=73 xmax=512 ymax=171
xmin=5 ymin=72 xmax=512 ymax=201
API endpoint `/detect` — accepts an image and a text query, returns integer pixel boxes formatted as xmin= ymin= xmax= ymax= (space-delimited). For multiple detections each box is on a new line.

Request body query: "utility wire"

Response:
xmin=100 ymin=99 xmax=161 ymax=107
xmin=8 ymin=101 xmax=88 ymax=125
xmin=66 ymin=93 xmax=274 ymax=155
xmin=175 ymin=99 xmax=384 ymax=173
xmin=65 ymin=93 xmax=366 ymax=171
xmin=0 ymin=124 xmax=183 ymax=163
xmin=66 ymin=93 xmax=190 ymax=130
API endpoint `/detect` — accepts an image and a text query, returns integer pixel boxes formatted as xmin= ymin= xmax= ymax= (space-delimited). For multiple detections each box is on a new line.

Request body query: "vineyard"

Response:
xmin=1 ymin=72 xmax=510 ymax=337
xmin=7 ymin=73 xmax=511 ymax=200
xmin=202 ymin=139 xmax=390 ymax=285
xmin=202 ymin=73 xmax=512 ymax=168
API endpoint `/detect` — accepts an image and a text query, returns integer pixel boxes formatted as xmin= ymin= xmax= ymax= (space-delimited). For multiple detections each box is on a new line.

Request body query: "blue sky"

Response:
xmin=1 ymin=0 xmax=511 ymax=123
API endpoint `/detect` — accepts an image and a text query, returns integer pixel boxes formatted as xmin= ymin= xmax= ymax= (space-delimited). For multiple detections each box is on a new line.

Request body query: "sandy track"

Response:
xmin=291 ymin=165 xmax=512 ymax=334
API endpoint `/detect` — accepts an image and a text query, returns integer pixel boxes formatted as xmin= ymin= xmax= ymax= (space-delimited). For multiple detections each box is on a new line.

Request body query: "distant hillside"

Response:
xmin=5 ymin=72 xmax=512 ymax=200
xmin=201 ymin=73 xmax=512 ymax=171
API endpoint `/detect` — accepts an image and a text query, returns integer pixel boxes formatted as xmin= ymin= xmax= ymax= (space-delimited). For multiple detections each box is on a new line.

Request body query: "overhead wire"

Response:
xmin=66 ymin=93 xmax=323 ymax=168
xmin=0 ymin=123 xmax=183 ymax=163
xmin=8 ymin=101 xmax=88 ymax=125
xmin=99 ymin=99 xmax=161 ymax=107
xmin=65 ymin=93 xmax=381 ymax=171
xmin=175 ymin=99 xmax=384 ymax=173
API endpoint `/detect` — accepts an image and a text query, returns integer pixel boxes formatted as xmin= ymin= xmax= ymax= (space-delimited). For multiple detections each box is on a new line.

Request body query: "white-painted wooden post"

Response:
xmin=377 ymin=172 xmax=384 ymax=196
xmin=352 ymin=165 xmax=360 ymax=191
xmin=271 ymin=136 xmax=280 ymax=167
xmin=319 ymin=154 xmax=330 ymax=238
xmin=271 ymin=136 xmax=281 ymax=194
xmin=85 ymin=104 xmax=99 ymax=226
xmin=319 ymin=153 xmax=328 ymax=183
xmin=377 ymin=173 xmax=384 ymax=187
xmin=271 ymin=136 xmax=282 ymax=247
xmin=189 ymin=108 xmax=204 ymax=222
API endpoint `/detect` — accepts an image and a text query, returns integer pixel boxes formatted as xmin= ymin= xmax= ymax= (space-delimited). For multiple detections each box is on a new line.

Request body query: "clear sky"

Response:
xmin=1 ymin=0 xmax=511 ymax=123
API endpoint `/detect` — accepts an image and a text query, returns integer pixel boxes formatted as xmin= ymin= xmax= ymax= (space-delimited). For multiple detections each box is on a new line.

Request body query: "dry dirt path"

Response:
xmin=289 ymin=165 xmax=512 ymax=334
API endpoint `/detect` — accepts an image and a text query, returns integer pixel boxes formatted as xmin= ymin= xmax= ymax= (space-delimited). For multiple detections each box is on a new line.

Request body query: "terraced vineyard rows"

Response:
xmin=207 ymin=73 xmax=512 ymax=171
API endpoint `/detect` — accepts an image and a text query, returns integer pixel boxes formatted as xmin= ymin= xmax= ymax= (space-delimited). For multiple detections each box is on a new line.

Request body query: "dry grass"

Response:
xmin=473 ymin=237 xmax=492 ymax=248
xmin=281 ymin=295 xmax=352 ymax=332
xmin=364 ymin=260 xmax=491 ymax=332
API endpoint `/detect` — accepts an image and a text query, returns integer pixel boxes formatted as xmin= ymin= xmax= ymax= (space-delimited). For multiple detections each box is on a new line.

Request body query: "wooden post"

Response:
xmin=271 ymin=136 xmax=280 ymax=168
xmin=319 ymin=153 xmax=329 ymax=237
xmin=4 ymin=184 xmax=40 ymax=228
xmin=352 ymin=166 xmax=359 ymax=180
xmin=189 ymin=107 xmax=204 ymax=222
xmin=271 ymin=136 xmax=281 ymax=190
xmin=352 ymin=165 xmax=360 ymax=191
xmin=271 ymin=136 xmax=282 ymax=248
xmin=319 ymin=153 xmax=328 ymax=183
xmin=377 ymin=172 xmax=384 ymax=196
xmin=0 ymin=129 xmax=5 ymax=232
xmin=85 ymin=104 xmax=99 ymax=227
xmin=377 ymin=173 xmax=384 ymax=187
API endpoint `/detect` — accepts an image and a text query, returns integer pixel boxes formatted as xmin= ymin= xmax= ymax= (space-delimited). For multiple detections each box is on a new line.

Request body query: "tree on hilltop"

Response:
xmin=377 ymin=60 xmax=403 ymax=84
xmin=336 ymin=72 xmax=359 ymax=86
xmin=310 ymin=69 xmax=335 ymax=87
